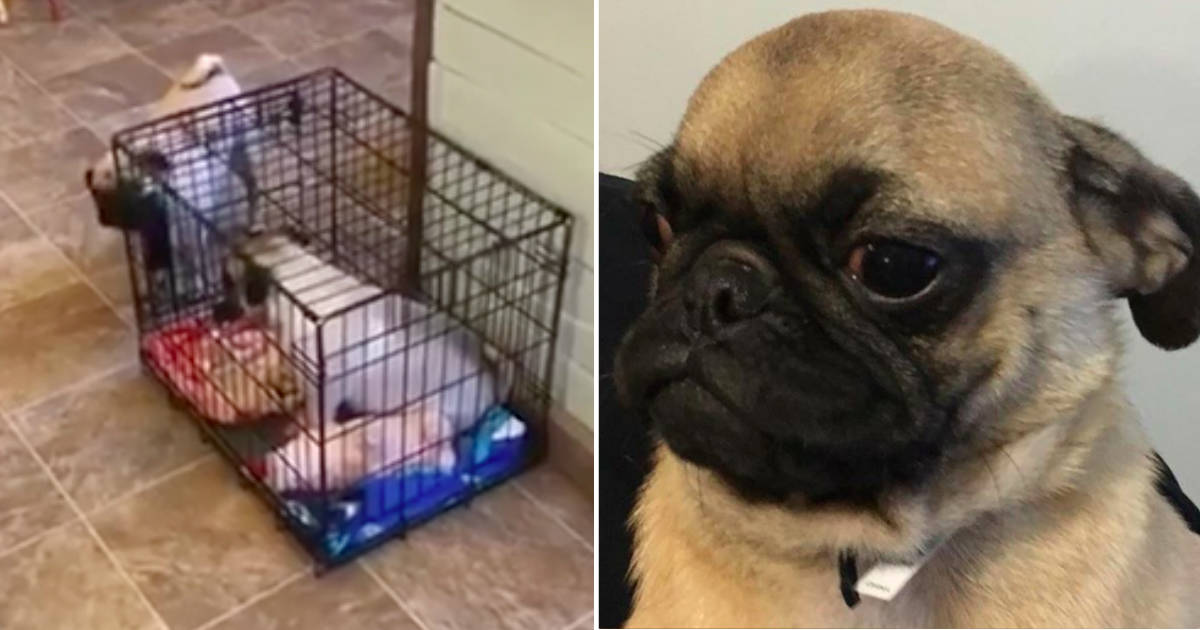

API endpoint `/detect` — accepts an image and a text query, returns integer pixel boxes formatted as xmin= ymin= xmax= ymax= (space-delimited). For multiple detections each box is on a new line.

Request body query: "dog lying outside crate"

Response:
xmin=98 ymin=67 xmax=572 ymax=567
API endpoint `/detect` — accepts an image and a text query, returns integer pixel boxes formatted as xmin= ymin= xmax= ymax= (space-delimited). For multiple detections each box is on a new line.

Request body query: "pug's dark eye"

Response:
xmin=638 ymin=203 xmax=674 ymax=256
xmin=848 ymin=241 xmax=941 ymax=299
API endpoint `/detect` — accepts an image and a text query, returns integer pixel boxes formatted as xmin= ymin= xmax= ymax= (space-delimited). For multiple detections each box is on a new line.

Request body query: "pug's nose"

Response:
xmin=688 ymin=242 xmax=777 ymax=335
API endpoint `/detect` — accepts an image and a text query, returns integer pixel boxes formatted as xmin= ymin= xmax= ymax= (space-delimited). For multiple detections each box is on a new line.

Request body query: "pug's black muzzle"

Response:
xmin=615 ymin=241 xmax=946 ymax=503
xmin=87 ymin=175 xmax=145 ymax=230
xmin=87 ymin=178 xmax=174 ymax=272
xmin=90 ymin=188 xmax=125 ymax=229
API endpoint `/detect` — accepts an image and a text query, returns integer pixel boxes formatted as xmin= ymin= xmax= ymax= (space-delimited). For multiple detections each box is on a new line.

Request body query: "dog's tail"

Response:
xmin=178 ymin=54 xmax=228 ymax=90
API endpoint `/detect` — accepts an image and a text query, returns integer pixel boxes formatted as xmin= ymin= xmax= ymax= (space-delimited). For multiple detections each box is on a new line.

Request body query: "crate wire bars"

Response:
xmin=110 ymin=67 xmax=573 ymax=568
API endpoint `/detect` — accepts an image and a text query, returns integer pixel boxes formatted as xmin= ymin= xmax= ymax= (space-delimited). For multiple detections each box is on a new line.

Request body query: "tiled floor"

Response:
xmin=0 ymin=1 xmax=594 ymax=629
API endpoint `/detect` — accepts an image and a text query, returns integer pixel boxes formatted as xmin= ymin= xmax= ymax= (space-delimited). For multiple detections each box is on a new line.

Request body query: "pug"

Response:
xmin=613 ymin=9 xmax=1200 ymax=628
xmin=85 ymin=53 xmax=259 ymax=232
xmin=85 ymin=53 xmax=290 ymax=309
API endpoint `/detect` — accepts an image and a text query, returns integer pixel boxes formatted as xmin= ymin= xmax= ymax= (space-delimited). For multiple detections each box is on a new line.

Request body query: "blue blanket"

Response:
xmin=281 ymin=405 xmax=528 ymax=559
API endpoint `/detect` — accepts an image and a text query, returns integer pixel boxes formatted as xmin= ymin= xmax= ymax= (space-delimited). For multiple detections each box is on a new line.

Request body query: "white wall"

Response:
xmin=600 ymin=1 xmax=1200 ymax=492
xmin=432 ymin=0 xmax=595 ymax=430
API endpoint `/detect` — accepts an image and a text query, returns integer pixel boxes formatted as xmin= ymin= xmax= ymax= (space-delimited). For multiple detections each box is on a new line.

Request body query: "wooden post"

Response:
xmin=404 ymin=0 xmax=434 ymax=296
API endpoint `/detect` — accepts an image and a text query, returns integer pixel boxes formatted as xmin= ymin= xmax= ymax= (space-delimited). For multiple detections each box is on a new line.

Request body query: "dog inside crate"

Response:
xmin=204 ymin=229 xmax=528 ymax=552
xmin=92 ymin=66 xmax=567 ymax=563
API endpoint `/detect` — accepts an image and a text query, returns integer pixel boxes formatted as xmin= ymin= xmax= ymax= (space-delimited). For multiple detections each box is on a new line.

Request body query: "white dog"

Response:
xmin=86 ymin=54 xmax=264 ymax=306
xmin=221 ymin=233 xmax=508 ymax=434
xmin=218 ymin=232 xmax=509 ymax=488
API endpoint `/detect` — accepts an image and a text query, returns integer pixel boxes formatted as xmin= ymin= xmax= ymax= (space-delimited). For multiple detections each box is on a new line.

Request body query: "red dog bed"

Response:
xmin=142 ymin=317 xmax=303 ymax=424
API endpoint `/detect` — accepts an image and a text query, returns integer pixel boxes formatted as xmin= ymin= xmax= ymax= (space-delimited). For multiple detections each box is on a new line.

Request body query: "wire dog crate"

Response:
xmin=109 ymin=68 xmax=573 ymax=568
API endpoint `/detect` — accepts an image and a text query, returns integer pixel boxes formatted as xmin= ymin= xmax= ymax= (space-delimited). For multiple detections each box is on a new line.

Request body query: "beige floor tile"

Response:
xmin=88 ymin=260 xmax=137 ymax=322
xmin=0 ymin=421 xmax=75 ymax=554
xmin=91 ymin=101 xmax=157 ymax=145
xmin=67 ymin=0 xmax=191 ymax=16
xmin=0 ymin=13 xmax=131 ymax=82
xmin=13 ymin=365 xmax=208 ymax=513
xmin=385 ymin=1 xmax=413 ymax=43
xmin=236 ymin=0 xmax=384 ymax=56
xmin=0 ymin=57 xmax=76 ymax=153
xmin=199 ymin=0 xmax=289 ymax=18
xmin=0 ymin=126 xmax=106 ymax=213
xmin=365 ymin=484 xmax=593 ymax=630
xmin=97 ymin=0 xmax=224 ymax=50
xmin=209 ymin=564 xmax=419 ymax=630
xmin=517 ymin=464 xmax=592 ymax=545
xmin=26 ymin=193 xmax=127 ymax=272
xmin=142 ymin=24 xmax=282 ymax=79
xmin=91 ymin=457 xmax=308 ymax=630
xmin=239 ymin=59 xmax=304 ymax=92
xmin=295 ymin=29 xmax=411 ymax=108
xmin=0 ymin=282 xmax=133 ymax=411
xmin=0 ymin=521 xmax=159 ymax=630
xmin=44 ymin=53 xmax=172 ymax=123
xmin=0 ymin=200 xmax=79 ymax=312
xmin=340 ymin=0 xmax=411 ymax=34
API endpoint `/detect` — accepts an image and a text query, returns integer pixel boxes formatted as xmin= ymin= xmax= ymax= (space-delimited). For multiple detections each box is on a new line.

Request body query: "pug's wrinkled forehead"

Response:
xmin=651 ymin=10 xmax=1069 ymax=244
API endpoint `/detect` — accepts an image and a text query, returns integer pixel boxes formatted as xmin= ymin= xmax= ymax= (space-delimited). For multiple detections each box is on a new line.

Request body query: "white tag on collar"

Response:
xmin=854 ymin=539 xmax=945 ymax=602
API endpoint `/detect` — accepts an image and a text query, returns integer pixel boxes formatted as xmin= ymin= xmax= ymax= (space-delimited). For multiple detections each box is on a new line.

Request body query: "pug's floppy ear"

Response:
xmin=631 ymin=148 xmax=678 ymax=259
xmin=1063 ymin=115 xmax=1200 ymax=350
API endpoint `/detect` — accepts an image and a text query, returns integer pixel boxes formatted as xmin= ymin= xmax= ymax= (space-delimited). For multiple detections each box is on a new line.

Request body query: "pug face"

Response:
xmin=85 ymin=148 xmax=171 ymax=230
xmin=614 ymin=10 xmax=1200 ymax=518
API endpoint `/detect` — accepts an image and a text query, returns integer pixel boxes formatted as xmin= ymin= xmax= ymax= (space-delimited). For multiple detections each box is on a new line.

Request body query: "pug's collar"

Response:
xmin=837 ymin=551 xmax=861 ymax=607
xmin=837 ymin=534 xmax=948 ymax=608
